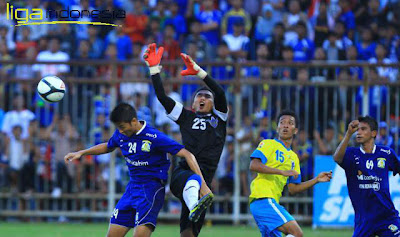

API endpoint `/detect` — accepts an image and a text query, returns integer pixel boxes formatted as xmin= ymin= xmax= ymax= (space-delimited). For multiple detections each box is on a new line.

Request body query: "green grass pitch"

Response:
xmin=0 ymin=222 xmax=353 ymax=237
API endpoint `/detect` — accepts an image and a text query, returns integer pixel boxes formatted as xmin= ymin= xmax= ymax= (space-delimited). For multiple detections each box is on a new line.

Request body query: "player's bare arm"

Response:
xmin=180 ymin=53 xmax=228 ymax=114
xmin=64 ymin=142 xmax=115 ymax=163
xmin=144 ymin=43 xmax=176 ymax=114
xmin=249 ymin=158 xmax=299 ymax=179
xmin=333 ymin=120 xmax=359 ymax=164
xmin=287 ymin=171 xmax=332 ymax=195
xmin=175 ymin=148 xmax=212 ymax=197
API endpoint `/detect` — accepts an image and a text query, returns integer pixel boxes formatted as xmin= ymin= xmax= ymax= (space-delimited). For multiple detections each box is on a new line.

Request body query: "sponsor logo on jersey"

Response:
xmin=208 ymin=116 xmax=218 ymax=128
xmin=141 ymin=140 xmax=152 ymax=152
xmin=146 ymin=133 xmax=157 ymax=139
xmin=380 ymin=148 xmax=391 ymax=155
xmin=377 ymin=158 xmax=386 ymax=168
xmin=389 ymin=224 xmax=399 ymax=232
xmin=291 ymin=160 xmax=295 ymax=170
xmin=359 ymin=182 xmax=380 ymax=191
xmin=357 ymin=174 xmax=381 ymax=181
xmin=124 ymin=157 xmax=149 ymax=166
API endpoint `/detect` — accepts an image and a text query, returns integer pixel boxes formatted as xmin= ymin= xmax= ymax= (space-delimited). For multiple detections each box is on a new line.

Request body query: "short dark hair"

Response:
xmin=12 ymin=125 xmax=23 ymax=131
xmin=218 ymin=41 xmax=229 ymax=48
xmin=110 ymin=103 xmax=137 ymax=124
xmin=194 ymin=86 xmax=215 ymax=97
xmin=282 ymin=46 xmax=293 ymax=52
xmin=296 ymin=21 xmax=307 ymax=29
xmin=277 ymin=109 xmax=298 ymax=128
xmin=358 ymin=115 xmax=378 ymax=132
xmin=274 ymin=22 xmax=284 ymax=29
xmin=192 ymin=87 xmax=215 ymax=103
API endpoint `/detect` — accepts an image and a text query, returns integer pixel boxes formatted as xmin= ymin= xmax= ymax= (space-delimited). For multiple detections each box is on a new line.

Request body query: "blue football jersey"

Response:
xmin=107 ymin=121 xmax=184 ymax=182
xmin=340 ymin=145 xmax=400 ymax=227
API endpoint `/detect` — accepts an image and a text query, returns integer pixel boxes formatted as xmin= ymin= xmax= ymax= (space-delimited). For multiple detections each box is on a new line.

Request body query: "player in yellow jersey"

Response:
xmin=249 ymin=110 xmax=332 ymax=237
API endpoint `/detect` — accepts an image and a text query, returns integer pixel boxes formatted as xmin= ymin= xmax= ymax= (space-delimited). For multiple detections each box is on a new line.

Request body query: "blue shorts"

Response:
xmin=110 ymin=179 xmax=165 ymax=229
xmin=250 ymin=198 xmax=295 ymax=237
xmin=354 ymin=217 xmax=400 ymax=237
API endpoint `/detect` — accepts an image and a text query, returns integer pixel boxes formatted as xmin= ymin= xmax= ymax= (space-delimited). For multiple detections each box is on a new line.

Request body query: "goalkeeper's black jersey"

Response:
xmin=170 ymin=104 xmax=227 ymax=184
xmin=151 ymin=74 xmax=228 ymax=184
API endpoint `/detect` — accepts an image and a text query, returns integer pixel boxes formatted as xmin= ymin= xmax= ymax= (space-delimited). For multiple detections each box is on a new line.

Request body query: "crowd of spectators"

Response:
xmin=1 ymin=0 xmax=400 ymax=216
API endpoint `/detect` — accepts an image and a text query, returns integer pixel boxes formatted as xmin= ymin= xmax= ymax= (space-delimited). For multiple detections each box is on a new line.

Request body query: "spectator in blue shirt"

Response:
xmin=356 ymin=68 xmax=387 ymax=119
xmin=211 ymin=42 xmax=235 ymax=84
xmin=174 ymin=0 xmax=188 ymax=17
xmin=356 ymin=28 xmax=377 ymax=61
xmin=164 ymin=2 xmax=187 ymax=43
xmin=0 ymin=108 xmax=4 ymax=129
xmin=376 ymin=121 xmax=394 ymax=149
xmin=295 ymin=129 xmax=313 ymax=180
xmin=104 ymin=19 xmax=133 ymax=60
xmin=222 ymin=21 xmax=250 ymax=61
xmin=255 ymin=4 xmax=279 ymax=44
xmin=345 ymin=46 xmax=363 ymax=80
xmin=87 ymin=25 xmax=105 ymax=59
xmin=333 ymin=21 xmax=353 ymax=51
xmin=288 ymin=21 xmax=315 ymax=62
xmin=337 ymin=0 xmax=356 ymax=39
xmin=244 ymin=43 xmax=269 ymax=78
xmin=221 ymin=0 xmax=252 ymax=36
xmin=196 ymin=0 xmax=222 ymax=47
xmin=379 ymin=23 xmax=400 ymax=62
xmin=133 ymin=93 xmax=153 ymax=127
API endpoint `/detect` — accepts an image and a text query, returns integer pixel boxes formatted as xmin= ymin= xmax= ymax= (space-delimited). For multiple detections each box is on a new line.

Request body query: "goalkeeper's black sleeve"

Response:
xmin=151 ymin=73 xmax=176 ymax=114
xmin=203 ymin=75 xmax=228 ymax=113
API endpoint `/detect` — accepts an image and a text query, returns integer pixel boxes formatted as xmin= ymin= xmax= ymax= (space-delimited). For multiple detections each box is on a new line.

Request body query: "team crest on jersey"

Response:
xmin=258 ymin=141 xmax=264 ymax=148
xmin=388 ymin=224 xmax=398 ymax=232
xmin=208 ymin=116 xmax=218 ymax=128
xmin=141 ymin=140 xmax=152 ymax=152
xmin=377 ymin=158 xmax=386 ymax=169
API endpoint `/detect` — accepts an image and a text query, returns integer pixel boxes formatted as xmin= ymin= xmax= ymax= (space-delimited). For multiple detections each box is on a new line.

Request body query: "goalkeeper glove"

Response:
xmin=143 ymin=43 xmax=164 ymax=75
xmin=180 ymin=53 xmax=207 ymax=79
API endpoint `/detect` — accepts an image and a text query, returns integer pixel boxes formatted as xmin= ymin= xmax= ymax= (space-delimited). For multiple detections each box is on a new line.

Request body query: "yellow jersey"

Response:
xmin=249 ymin=139 xmax=301 ymax=203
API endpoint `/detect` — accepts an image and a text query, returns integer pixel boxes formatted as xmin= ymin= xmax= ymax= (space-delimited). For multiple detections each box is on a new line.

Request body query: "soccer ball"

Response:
xmin=37 ymin=76 xmax=66 ymax=103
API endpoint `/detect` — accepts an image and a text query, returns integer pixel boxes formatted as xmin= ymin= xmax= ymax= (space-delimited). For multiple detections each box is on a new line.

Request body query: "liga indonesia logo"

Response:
xmin=6 ymin=2 xmax=126 ymax=27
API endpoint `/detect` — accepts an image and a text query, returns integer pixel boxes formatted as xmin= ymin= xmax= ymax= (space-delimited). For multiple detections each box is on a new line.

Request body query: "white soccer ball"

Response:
xmin=37 ymin=76 xmax=66 ymax=103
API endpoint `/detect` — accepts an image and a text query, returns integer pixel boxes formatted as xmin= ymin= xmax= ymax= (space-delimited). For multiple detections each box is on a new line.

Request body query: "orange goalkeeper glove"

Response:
xmin=143 ymin=43 xmax=164 ymax=75
xmin=180 ymin=53 xmax=207 ymax=79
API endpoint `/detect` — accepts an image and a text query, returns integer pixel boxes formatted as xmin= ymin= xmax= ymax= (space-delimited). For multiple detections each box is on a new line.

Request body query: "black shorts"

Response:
xmin=170 ymin=165 xmax=207 ymax=237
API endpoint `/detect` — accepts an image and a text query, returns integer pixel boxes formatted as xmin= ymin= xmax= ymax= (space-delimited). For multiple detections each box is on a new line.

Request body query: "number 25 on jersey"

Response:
xmin=192 ymin=118 xmax=206 ymax=130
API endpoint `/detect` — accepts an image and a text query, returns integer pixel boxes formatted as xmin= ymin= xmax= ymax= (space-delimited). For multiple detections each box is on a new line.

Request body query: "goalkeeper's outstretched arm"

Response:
xmin=143 ymin=43 xmax=176 ymax=114
xmin=180 ymin=53 xmax=228 ymax=114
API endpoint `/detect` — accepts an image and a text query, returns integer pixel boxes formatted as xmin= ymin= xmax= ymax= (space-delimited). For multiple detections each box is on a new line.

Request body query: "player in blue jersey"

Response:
xmin=334 ymin=116 xmax=400 ymax=237
xmin=64 ymin=103 xmax=211 ymax=237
